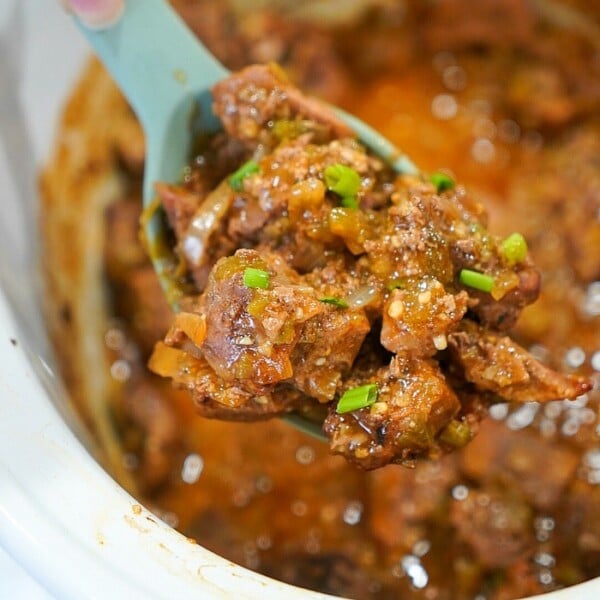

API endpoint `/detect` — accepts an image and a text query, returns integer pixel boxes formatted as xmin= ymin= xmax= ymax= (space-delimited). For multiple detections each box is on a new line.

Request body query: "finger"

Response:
xmin=63 ymin=0 xmax=125 ymax=30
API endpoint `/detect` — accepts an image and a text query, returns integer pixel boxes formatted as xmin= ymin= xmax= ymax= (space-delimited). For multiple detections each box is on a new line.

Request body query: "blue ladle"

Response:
xmin=71 ymin=0 xmax=418 ymax=438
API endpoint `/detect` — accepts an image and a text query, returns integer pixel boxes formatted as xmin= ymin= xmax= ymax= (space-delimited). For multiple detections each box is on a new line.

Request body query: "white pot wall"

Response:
xmin=0 ymin=2 xmax=597 ymax=599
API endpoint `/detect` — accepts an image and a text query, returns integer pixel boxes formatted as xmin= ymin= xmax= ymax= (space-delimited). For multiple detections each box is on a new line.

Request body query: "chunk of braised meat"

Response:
xmin=450 ymin=486 xmax=535 ymax=569
xmin=104 ymin=198 xmax=148 ymax=279
xmin=507 ymin=125 xmax=600 ymax=283
xmin=149 ymin=248 xmax=370 ymax=414
xmin=291 ymin=309 xmax=370 ymax=402
xmin=171 ymin=0 xmax=351 ymax=104
xmin=493 ymin=560 xmax=548 ymax=600
xmin=162 ymin=180 xmax=237 ymax=291
xmin=368 ymin=458 xmax=458 ymax=550
xmin=323 ymin=356 xmax=462 ymax=469
xmin=448 ymin=320 xmax=591 ymax=402
xmin=149 ymin=343 xmax=297 ymax=419
xmin=561 ymin=482 xmax=600 ymax=573
xmin=156 ymin=134 xmax=249 ymax=289
xmin=365 ymin=179 xmax=541 ymax=331
xmin=199 ymin=250 xmax=325 ymax=388
xmin=112 ymin=266 xmax=173 ymax=356
xmin=156 ymin=183 xmax=201 ymax=241
xmin=507 ymin=63 xmax=577 ymax=128
xmin=121 ymin=378 xmax=181 ymax=491
xmin=460 ymin=419 xmax=580 ymax=511
xmin=104 ymin=199 xmax=172 ymax=355
xmin=231 ymin=136 xmax=388 ymax=272
xmin=150 ymin=65 xmax=592 ymax=470
xmin=381 ymin=276 xmax=468 ymax=357
xmin=170 ymin=135 xmax=390 ymax=288
xmin=421 ymin=0 xmax=537 ymax=51
xmin=450 ymin=232 xmax=541 ymax=329
xmin=262 ymin=553 xmax=372 ymax=598
xmin=211 ymin=63 xmax=353 ymax=150
xmin=465 ymin=265 xmax=540 ymax=330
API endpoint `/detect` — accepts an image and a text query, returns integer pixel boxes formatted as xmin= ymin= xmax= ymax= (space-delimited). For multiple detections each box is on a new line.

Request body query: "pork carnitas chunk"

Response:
xmin=148 ymin=64 xmax=591 ymax=469
xmin=151 ymin=249 xmax=370 ymax=413
xmin=324 ymin=356 xmax=462 ymax=469
xmin=212 ymin=63 xmax=354 ymax=150
xmin=448 ymin=320 xmax=591 ymax=403
xmin=381 ymin=277 xmax=468 ymax=357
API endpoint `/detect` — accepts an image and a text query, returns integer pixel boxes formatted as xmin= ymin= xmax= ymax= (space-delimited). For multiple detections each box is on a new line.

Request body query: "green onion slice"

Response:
xmin=501 ymin=232 xmax=528 ymax=265
xmin=386 ymin=278 xmax=408 ymax=291
xmin=336 ymin=384 xmax=378 ymax=414
xmin=439 ymin=419 xmax=472 ymax=448
xmin=340 ymin=196 xmax=359 ymax=209
xmin=228 ymin=160 xmax=260 ymax=191
xmin=319 ymin=296 xmax=348 ymax=308
xmin=243 ymin=267 xmax=270 ymax=289
xmin=324 ymin=163 xmax=361 ymax=198
xmin=430 ymin=171 xmax=455 ymax=193
xmin=459 ymin=268 xmax=495 ymax=293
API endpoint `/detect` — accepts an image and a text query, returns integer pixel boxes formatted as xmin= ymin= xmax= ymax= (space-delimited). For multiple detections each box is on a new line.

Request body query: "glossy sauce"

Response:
xmin=103 ymin=5 xmax=600 ymax=599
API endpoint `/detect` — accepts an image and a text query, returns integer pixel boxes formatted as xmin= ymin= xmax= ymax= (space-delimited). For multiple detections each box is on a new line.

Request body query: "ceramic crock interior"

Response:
xmin=0 ymin=2 xmax=599 ymax=600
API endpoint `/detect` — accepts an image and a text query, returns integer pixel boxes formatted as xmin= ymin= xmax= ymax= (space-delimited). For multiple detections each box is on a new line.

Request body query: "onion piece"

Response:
xmin=182 ymin=180 xmax=233 ymax=267
xmin=148 ymin=342 xmax=206 ymax=385
xmin=346 ymin=284 xmax=380 ymax=309
xmin=171 ymin=311 xmax=207 ymax=347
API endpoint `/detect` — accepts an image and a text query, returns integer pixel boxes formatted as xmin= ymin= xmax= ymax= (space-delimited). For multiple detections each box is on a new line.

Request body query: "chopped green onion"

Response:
xmin=319 ymin=296 xmax=348 ymax=308
xmin=336 ymin=384 xmax=378 ymax=414
xmin=459 ymin=269 xmax=495 ymax=293
xmin=324 ymin=163 xmax=361 ymax=198
xmin=340 ymin=196 xmax=359 ymax=209
xmin=501 ymin=232 xmax=528 ymax=265
xmin=430 ymin=171 xmax=455 ymax=193
xmin=242 ymin=267 xmax=270 ymax=289
xmin=439 ymin=419 xmax=472 ymax=447
xmin=228 ymin=160 xmax=260 ymax=191
xmin=386 ymin=278 xmax=408 ymax=291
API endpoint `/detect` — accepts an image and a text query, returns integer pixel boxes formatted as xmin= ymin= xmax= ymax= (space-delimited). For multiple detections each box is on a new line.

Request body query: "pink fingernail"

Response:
xmin=68 ymin=0 xmax=125 ymax=30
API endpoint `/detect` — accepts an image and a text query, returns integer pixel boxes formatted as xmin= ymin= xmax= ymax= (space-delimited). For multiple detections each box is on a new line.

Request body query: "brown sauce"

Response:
xmin=95 ymin=2 xmax=600 ymax=598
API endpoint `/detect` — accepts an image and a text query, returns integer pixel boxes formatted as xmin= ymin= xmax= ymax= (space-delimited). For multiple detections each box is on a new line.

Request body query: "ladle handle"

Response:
xmin=71 ymin=0 xmax=228 ymax=135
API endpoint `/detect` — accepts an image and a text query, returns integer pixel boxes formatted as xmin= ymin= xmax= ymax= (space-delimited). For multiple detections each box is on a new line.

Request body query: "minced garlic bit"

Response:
xmin=418 ymin=290 xmax=432 ymax=304
xmin=370 ymin=401 xmax=389 ymax=415
xmin=433 ymin=334 xmax=448 ymax=351
xmin=354 ymin=447 xmax=370 ymax=459
xmin=388 ymin=300 xmax=404 ymax=319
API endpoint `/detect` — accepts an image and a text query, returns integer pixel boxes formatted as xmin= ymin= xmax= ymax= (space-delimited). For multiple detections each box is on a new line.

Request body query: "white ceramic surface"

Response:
xmin=0 ymin=1 xmax=597 ymax=599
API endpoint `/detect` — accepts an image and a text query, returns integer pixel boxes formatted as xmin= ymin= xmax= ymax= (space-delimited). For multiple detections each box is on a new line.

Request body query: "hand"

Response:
xmin=62 ymin=0 xmax=125 ymax=29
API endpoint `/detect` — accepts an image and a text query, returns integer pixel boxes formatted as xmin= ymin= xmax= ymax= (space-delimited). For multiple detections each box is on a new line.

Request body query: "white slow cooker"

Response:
xmin=0 ymin=1 xmax=598 ymax=598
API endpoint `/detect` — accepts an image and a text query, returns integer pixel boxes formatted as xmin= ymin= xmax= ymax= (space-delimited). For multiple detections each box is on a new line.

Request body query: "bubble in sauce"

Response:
xmin=489 ymin=403 xmax=509 ymax=420
xmin=104 ymin=327 xmax=126 ymax=350
xmin=401 ymin=555 xmax=429 ymax=589
xmin=506 ymin=403 xmax=539 ymax=430
xmin=564 ymin=346 xmax=586 ymax=368
xmin=431 ymin=94 xmax=458 ymax=120
xmin=343 ymin=501 xmax=363 ymax=526
xmin=442 ymin=65 xmax=467 ymax=91
xmin=181 ymin=453 xmax=204 ymax=484
xmin=583 ymin=282 xmax=600 ymax=316
xmin=295 ymin=445 xmax=316 ymax=465
xmin=432 ymin=50 xmax=456 ymax=72
xmin=498 ymin=119 xmax=521 ymax=144
xmin=471 ymin=138 xmax=496 ymax=164
xmin=110 ymin=359 xmax=131 ymax=382
xmin=452 ymin=484 xmax=469 ymax=501
xmin=472 ymin=117 xmax=497 ymax=140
